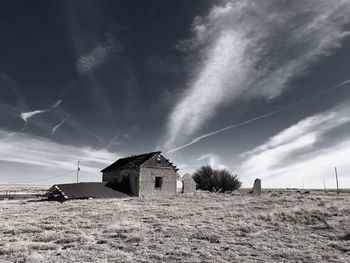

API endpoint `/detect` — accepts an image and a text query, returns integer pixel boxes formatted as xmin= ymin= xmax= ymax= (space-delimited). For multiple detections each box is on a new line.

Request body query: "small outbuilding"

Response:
xmin=101 ymin=151 xmax=178 ymax=197
xmin=181 ymin=174 xmax=196 ymax=194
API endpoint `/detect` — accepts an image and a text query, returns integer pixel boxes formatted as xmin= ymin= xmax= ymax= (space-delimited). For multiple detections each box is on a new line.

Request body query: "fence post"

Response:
xmin=335 ymin=167 xmax=339 ymax=195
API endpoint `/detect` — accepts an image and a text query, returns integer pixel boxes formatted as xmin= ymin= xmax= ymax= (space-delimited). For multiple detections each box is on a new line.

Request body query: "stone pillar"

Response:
xmin=252 ymin=179 xmax=261 ymax=195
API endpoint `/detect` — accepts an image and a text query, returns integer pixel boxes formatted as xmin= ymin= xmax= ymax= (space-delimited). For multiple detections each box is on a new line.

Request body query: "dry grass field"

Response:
xmin=0 ymin=189 xmax=349 ymax=262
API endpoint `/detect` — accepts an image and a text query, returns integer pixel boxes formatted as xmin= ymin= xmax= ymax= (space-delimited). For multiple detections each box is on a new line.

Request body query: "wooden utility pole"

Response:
xmin=324 ymin=179 xmax=327 ymax=193
xmin=335 ymin=167 xmax=339 ymax=195
xmin=76 ymin=160 xmax=80 ymax=184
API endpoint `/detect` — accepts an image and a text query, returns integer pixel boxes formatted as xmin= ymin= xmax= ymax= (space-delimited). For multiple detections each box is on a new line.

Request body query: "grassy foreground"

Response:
xmin=0 ymin=190 xmax=349 ymax=262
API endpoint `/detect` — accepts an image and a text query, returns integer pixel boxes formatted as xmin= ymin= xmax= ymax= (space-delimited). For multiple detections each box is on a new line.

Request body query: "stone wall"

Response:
xmin=138 ymin=167 xmax=177 ymax=197
xmin=181 ymin=174 xmax=196 ymax=194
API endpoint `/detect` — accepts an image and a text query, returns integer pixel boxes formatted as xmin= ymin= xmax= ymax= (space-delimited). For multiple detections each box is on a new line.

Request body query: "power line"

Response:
xmin=23 ymin=170 xmax=75 ymax=184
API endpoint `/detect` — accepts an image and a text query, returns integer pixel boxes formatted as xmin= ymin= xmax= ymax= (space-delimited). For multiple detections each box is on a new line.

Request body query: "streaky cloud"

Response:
xmin=167 ymin=78 xmax=350 ymax=154
xmin=20 ymin=99 xmax=63 ymax=123
xmin=164 ymin=0 xmax=350 ymax=149
xmin=196 ymin=153 xmax=228 ymax=170
xmin=76 ymin=36 xmax=122 ymax=75
xmin=50 ymin=99 xmax=63 ymax=109
xmin=0 ymin=128 xmax=121 ymax=184
xmin=239 ymin=105 xmax=350 ymax=185
xmin=51 ymin=119 xmax=66 ymax=135
xmin=167 ymin=110 xmax=279 ymax=154
xmin=21 ymin=110 xmax=47 ymax=123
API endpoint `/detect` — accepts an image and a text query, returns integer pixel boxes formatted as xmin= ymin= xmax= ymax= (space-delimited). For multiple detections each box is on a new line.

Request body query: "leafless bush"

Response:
xmin=192 ymin=165 xmax=241 ymax=192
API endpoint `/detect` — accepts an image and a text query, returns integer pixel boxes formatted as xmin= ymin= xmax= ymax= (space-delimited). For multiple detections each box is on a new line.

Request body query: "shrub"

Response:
xmin=192 ymin=165 xmax=241 ymax=192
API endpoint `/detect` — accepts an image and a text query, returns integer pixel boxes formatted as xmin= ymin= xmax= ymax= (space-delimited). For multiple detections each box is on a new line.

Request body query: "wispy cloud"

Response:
xmin=164 ymin=0 xmax=350 ymax=149
xmin=21 ymin=110 xmax=47 ymax=123
xmin=51 ymin=100 xmax=63 ymax=109
xmin=197 ymin=153 xmax=228 ymax=170
xmin=64 ymin=1 xmax=122 ymax=76
xmin=51 ymin=119 xmax=66 ymax=135
xmin=167 ymin=110 xmax=280 ymax=154
xmin=166 ymin=78 xmax=350 ymax=154
xmin=239 ymin=105 xmax=350 ymax=186
xmin=0 ymin=72 xmax=27 ymax=109
xmin=106 ymin=134 xmax=120 ymax=150
xmin=0 ymin=128 xmax=121 ymax=184
xmin=76 ymin=36 xmax=122 ymax=75
xmin=240 ymin=138 xmax=350 ymax=188
xmin=0 ymin=132 xmax=16 ymax=142
xmin=20 ymin=100 xmax=63 ymax=124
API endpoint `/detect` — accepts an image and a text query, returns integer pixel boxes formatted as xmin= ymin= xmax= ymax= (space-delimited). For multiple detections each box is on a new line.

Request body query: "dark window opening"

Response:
xmin=155 ymin=177 xmax=163 ymax=188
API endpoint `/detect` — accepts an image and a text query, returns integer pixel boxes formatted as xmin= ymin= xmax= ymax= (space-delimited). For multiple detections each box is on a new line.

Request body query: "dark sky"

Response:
xmin=1 ymin=0 xmax=350 ymax=188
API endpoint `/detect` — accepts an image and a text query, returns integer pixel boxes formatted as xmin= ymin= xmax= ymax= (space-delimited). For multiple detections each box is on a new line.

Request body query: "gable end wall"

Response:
xmin=138 ymin=167 xmax=176 ymax=197
xmin=142 ymin=154 xmax=174 ymax=168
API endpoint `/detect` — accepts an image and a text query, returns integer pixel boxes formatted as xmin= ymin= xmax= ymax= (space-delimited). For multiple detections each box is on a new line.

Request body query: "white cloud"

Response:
xmin=167 ymin=109 xmax=280 ymax=154
xmin=0 ymin=129 xmax=121 ymax=184
xmin=239 ymin=105 xmax=350 ymax=187
xmin=165 ymin=79 xmax=350 ymax=154
xmin=76 ymin=36 xmax=122 ymax=75
xmin=246 ymin=139 xmax=350 ymax=189
xmin=164 ymin=0 xmax=350 ymax=149
xmin=21 ymin=110 xmax=47 ymax=123
xmin=20 ymin=100 xmax=63 ymax=123
xmin=51 ymin=119 xmax=66 ymax=135
xmin=106 ymin=134 xmax=120 ymax=150
xmin=197 ymin=153 xmax=228 ymax=170
xmin=244 ymin=108 xmax=350 ymax=157
xmin=166 ymin=30 xmax=248 ymax=149
xmin=51 ymin=99 xmax=62 ymax=109
xmin=241 ymin=134 xmax=318 ymax=178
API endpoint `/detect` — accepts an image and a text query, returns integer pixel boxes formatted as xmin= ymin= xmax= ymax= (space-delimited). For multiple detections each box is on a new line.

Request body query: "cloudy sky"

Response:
xmin=1 ymin=0 xmax=350 ymax=188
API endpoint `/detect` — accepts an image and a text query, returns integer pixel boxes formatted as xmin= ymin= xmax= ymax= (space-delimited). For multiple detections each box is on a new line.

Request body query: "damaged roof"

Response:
xmin=101 ymin=151 xmax=161 ymax=172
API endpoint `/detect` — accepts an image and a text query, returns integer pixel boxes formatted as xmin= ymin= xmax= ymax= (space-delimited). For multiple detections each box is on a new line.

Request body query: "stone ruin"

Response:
xmin=181 ymin=174 xmax=196 ymax=194
xmin=250 ymin=178 xmax=261 ymax=195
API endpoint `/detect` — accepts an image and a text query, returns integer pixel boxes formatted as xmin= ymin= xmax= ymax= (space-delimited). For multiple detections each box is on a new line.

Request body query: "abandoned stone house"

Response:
xmin=101 ymin=151 xmax=178 ymax=197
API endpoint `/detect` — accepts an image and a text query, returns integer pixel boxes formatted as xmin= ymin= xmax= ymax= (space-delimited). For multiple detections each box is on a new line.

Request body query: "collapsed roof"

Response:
xmin=47 ymin=182 xmax=128 ymax=201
